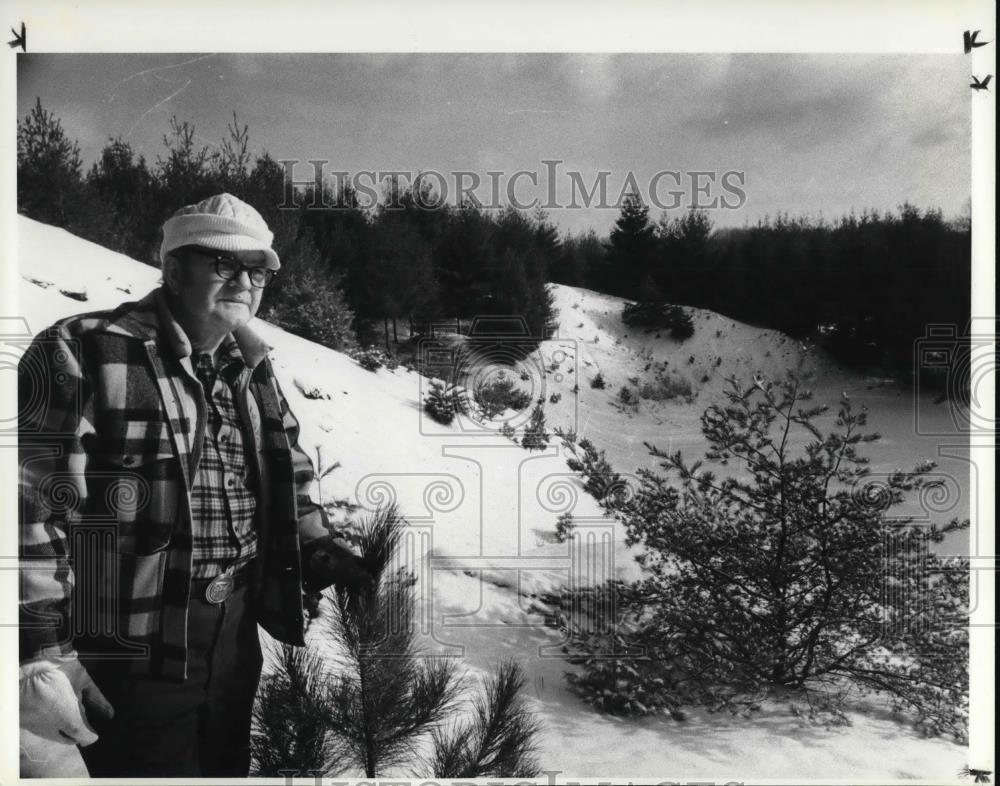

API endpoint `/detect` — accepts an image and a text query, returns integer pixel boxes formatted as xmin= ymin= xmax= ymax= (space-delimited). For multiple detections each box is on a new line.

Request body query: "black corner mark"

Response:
xmin=970 ymin=74 xmax=992 ymax=91
xmin=964 ymin=30 xmax=990 ymax=54
xmin=8 ymin=21 xmax=25 ymax=51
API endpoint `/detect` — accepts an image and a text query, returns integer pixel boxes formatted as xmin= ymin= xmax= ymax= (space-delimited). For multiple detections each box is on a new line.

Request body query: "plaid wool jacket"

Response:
xmin=19 ymin=287 xmax=334 ymax=680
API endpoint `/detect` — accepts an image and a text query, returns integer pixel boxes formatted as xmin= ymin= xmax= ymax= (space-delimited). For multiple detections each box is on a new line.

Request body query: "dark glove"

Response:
xmin=302 ymin=536 xmax=375 ymax=593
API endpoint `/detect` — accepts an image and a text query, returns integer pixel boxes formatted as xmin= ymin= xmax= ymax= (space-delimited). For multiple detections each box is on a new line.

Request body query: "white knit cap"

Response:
xmin=159 ymin=192 xmax=280 ymax=270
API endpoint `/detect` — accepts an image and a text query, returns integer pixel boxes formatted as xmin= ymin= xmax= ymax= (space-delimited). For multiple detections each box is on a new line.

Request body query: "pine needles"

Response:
xmin=251 ymin=503 xmax=542 ymax=778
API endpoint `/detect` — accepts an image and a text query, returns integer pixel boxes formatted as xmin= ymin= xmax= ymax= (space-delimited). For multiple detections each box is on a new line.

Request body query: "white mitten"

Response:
xmin=19 ymin=651 xmax=114 ymax=777
xmin=20 ymin=728 xmax=90 ymax=778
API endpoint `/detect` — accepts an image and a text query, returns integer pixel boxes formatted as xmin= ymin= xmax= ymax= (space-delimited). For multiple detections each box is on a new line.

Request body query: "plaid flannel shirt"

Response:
xmin=190 ymin=345 xmax=258 ymax=578
xmin=19 ymin=287 xmax=336 ymax=680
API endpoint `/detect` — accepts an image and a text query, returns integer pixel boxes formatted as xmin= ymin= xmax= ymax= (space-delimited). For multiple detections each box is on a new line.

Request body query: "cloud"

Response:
xmin=681 ymin=56 xmax=882 ymax=144
xmin=16 ymin=53 xmax=969 ymax=233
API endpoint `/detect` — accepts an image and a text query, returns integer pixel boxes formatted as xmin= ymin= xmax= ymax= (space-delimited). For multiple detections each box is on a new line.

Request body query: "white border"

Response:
xmin=0 ymin=2 xmax=994 ymax=784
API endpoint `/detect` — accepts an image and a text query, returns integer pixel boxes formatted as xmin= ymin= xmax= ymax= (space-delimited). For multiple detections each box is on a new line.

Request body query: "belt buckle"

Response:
xmin=205 ymin=572 xmax=235 ymax=604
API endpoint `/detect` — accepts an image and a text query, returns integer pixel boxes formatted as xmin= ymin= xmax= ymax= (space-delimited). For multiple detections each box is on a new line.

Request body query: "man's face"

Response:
xmin=165 ymin=247 xmax=268 ymax=338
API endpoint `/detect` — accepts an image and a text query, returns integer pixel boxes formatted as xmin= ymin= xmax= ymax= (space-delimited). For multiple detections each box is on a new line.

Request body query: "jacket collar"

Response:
xmin=104 ymin=286 xmax=272 ymax=369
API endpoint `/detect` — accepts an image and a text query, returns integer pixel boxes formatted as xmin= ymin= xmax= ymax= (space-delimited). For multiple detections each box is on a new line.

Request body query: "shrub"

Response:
xmin=553 ymin=426 xmax=578 ymax=446
xmin=562 ymin=372 xmax=970 ymax=741
xmin=554 ymin=512 xmax=575 ymax=543
xmin=590 ymin=372 xmax=606 ymax=390
xmin=474 ymin=372 xmax=533 ymax=419
xmin=549 ymin=392 xmax=562 ymax=404
xmin=618 ymin=386 xmax=637 ymax=406
xmin=261 ymin=238 xmax=358 ymax=352
xmin=621 ymin=301 xmax=663 ymax=330
xmin=565 ymin=438 xmax=629 ymax=507
xmin=499 ymin=421 xmax=518 ymax=443
xmin=554 ymin=582 xmax=686 ymax=717
xmin=520 ymin=399 xmax=550 ymax=451
xmin=667 ymin=306 xmax=694 ymax=340
xmin=352 ymin=346 xmax=389 ymax=371
xmin=621 ymin=302 xmax=694 ymax=340
xmin=638 ymin=372 xmax=692 ymax=402
xmin=425 ymin=379 xmax=468 ymax=425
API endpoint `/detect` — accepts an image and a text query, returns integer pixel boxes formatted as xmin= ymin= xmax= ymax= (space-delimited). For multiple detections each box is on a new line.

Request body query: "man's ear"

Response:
xmin=161 ymin=253 xmax=183 ymax=295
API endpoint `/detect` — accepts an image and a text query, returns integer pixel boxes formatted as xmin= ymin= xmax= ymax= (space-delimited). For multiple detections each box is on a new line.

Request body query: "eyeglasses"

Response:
xmin=185 ymin=247 xmax=278 ymax=288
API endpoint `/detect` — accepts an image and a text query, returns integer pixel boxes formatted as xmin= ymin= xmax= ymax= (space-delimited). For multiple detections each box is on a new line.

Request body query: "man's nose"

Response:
xmin=229 ymin=269 xmax=253 ymax=289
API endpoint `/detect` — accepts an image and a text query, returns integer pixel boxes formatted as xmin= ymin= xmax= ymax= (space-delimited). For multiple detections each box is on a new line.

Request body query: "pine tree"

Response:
xmin=251 ymin=504 xmax=543 ymax=777
xmin=658 ymin=208 xmax=713 ymax=304
xmin=87 ymin=137 xmax=158 ymax=262
xmin=554 ymin=512 xmax=575 ymax=543
xmin=424 ymin=380 xmax=469 ymax=425
xmin=259 ymin=237 xmax=357 ymax=352
xmin=155 ymin=116 xmax=219 ymax=208
xmin=322 ymin=505 xmax=460 ymax=777
xmin=429 ymin=660 xmax=542 ymax=778
xmin=520 ymin=398 xmax=550 ymax=451
xmin=606 ymin=191 xmax=658 ymax=300
xmin=562 ymin=371 xmax=970 ymax=740
xmin=251 ymin=644 xmax=348 ymax=776
xmin=17 ymin=97 xmax=84 ymax=227
xmin=368 ymin=220 xmax=440 ymax=342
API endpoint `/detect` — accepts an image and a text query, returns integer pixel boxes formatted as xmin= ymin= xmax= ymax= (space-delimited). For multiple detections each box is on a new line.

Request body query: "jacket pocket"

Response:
xmin=101 ymin=418 xmax=175 ymax=466
xmin=98 ymin=419 xmax=179 ymax=554
xmin=101 ymin=549 xmax=168 ymax=642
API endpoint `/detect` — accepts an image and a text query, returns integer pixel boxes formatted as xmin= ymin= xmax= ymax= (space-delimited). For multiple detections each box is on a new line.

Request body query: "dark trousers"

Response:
xmin=80 ymin=581 xmax=263 ymax=777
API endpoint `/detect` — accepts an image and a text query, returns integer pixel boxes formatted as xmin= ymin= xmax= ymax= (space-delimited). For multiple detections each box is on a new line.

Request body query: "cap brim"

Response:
xmin=167 ymin=236 xmax=281 ymax=270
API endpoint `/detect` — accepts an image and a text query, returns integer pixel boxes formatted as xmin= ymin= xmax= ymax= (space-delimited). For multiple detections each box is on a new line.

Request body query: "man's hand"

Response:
xmin=304 ymin=537 xmax=375 ymax=593
xmin=20 ymin=651 xmax=114 ymax=746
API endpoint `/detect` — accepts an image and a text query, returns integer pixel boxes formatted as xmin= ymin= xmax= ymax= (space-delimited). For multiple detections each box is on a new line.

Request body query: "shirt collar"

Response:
xmin=195 ymin=338 xmax=246 ymax=386
xmin=216 ymin=338 xmax=246 ymax=383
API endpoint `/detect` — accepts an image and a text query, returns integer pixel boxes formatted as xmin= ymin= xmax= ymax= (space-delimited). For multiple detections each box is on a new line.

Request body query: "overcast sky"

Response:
xmin=17 ymin=53 xmax=970 ymax=235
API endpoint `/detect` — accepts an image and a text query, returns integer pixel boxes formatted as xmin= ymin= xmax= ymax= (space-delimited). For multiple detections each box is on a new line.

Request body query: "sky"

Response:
xmin=16 ymin=53 xmax=971 ymax=236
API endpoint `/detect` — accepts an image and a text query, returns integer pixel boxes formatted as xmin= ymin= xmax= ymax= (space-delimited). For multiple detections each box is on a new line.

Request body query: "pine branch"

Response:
xmin=430 ymin=659 xmax=541 ymax=778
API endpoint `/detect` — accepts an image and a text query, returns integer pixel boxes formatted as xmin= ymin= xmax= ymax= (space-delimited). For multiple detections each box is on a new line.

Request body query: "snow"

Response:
xmin=12 ymin=216 xmax=978 ymax=781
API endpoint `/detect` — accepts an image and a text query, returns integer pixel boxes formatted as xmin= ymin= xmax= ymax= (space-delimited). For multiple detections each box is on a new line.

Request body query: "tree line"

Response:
xmin=18 ymin=98 xmax=970 ymax=380
xmin=553 ymin=191 xmax=971 ymax=377
xmin=15 ymin=99 xmax=556 ymax=352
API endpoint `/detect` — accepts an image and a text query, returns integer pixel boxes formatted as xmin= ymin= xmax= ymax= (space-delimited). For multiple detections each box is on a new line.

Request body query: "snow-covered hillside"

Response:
xmin=13 ymin=216 xmax=972 ymax=781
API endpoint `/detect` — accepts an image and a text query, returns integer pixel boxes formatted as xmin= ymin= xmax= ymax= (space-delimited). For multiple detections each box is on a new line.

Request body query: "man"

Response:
xmin=18 ymin=193 xmax=371 ymax=777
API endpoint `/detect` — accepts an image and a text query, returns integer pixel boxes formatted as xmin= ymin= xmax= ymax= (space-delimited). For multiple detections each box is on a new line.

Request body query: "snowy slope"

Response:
xmin=13 ymin=216 xmax=972 ymax=781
